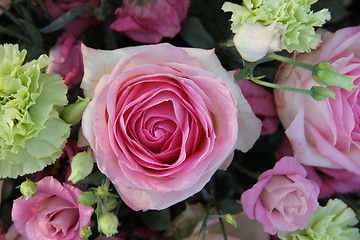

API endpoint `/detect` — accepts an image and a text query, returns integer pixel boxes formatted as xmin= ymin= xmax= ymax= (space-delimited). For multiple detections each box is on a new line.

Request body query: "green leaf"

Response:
xmin=180 ymin=17 xmax=217 ymax=49
xmin=138 ymin=208 xmax=172 ymax=231
xmin=235 ymin=68 xmax=251 ymax=82
xmin=39 ymin=5 xmax=94 ymax=33
xmin=77 ymin=171 xmax=107 ymax=186
xmin=218 ymin=199 xmax=243 ymax=214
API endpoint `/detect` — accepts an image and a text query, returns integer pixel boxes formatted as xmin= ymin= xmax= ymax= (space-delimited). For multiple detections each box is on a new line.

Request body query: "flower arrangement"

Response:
xmin=0 ymin=0 xmax=359 ymax=240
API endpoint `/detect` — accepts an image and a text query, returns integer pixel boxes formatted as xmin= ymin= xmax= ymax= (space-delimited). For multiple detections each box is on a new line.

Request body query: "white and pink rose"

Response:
xmin=80 ymin=43 xmax=261 ymax=211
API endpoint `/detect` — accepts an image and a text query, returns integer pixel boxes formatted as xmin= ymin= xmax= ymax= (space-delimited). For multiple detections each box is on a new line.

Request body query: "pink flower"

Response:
xmin=47 ymin=32 xmax=84 ymax=89
xmin=12 ymin=176 xmax=93 ymax=240
xmin=110 ymin=0 xmax=190 ymax=43
xmin=241 ymin=157 xmax=320 ymax=235
xmin=80 ymin=43 xmax=261 ymax=211
xmin=275 ymin=27 xmax=360 ymax=176
xmin=237 ymin=78 xmax=279 ymax=135
xmin=43 ymin=0 xmax=100 ymax=36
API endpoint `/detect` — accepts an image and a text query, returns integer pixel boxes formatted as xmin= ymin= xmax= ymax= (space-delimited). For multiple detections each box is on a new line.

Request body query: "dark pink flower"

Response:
xmin=43 ymin=0 xmax=100 ymax=36
xmin=110 ymin=0 xmax=190 ymax=43
xmin=237 ymin=77 xmax=279 ymax=135
xmin=12 ymin=176 xmax=93 ymax=240
xmin=47 ymin=32 xmax=84 ymax=89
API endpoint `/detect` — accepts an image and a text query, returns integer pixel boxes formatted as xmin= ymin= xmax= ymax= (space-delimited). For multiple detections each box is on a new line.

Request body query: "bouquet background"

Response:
xmin=0 ymin=0 xmax=360 ymax=239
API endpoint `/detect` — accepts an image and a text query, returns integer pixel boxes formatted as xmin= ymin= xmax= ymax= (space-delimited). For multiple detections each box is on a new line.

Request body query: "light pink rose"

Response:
xmin=236 ymin=77 xmax=279 ymax=135
xmin=80 ymin=43 xmax=261 ymax=211
xmin=275 ymin=27 xmax=360 ymax=176
xmin=43 ymin=0 xmax=100 ymax=36
xmin=110 ymin=0 xmax=190 ymax=43
xmin=47 ymin=32 xmax=84 ymax=89
xmin=241 ymin=157 xmax=320 ymax=235
xmin=12 ymin=176 xmax=93 ymax=240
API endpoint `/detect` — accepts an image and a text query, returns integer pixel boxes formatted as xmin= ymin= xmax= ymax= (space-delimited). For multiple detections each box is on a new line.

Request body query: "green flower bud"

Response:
xmin=80 ymin=226 xmax=92 ymax=240
xmin=18 ymin=179 xmax=37 ymax=200
xmin=78 ymin=191 xmax=98 ymax=206
xmin=311 ymin=86 xmax=336 ymax=101
xmin=106 ymin=197 xmax=118 ymax=212
xmin=224 ymin=214 xmax=237 ymax=228
xmin=60 ymin=97 xmax=91 ymax=125
xmin=313 ymin=61 xmax=357 ymax=91
xmin=0 ymin=44 xmax=70 ymax=178
xmin=96 ymin=186 xmax=109 ymax=198
xmin=98 ymin=212 xmax=119 ymax=237
xmin=278 ymin=198 xmax=360 ymax=240
xmin=68 ymin=151 xmax=94 ymax=184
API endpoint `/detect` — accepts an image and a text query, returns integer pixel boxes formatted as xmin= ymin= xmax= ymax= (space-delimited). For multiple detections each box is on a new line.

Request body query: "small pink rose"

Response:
xmin=12 ymin=176 xmax=93 ymax=240
xmin=43 ymin=0 xmax=100 ymax=36
xmin=81 ymin=43 xmax=261 ymax=210
xmin=47 ymin=32 xmax=84 ymax=89
xmin=236 ymin=77 xmax=279 ymax=135
xmin=110 ymin=0 xmax=190 ymax=43
xmin=275 ymin=26 xmax=360 ymax=175
xmin=241 ymin=157 xmax=320 ymax=235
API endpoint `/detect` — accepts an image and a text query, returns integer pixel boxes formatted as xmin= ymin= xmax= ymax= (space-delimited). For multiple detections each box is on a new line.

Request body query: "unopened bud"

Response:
xmin=60 ymin=97 xmax=91 ymax=125
xmin=96 ymin=186 xmax=108 ymax=198
xmin=311 ymin=86 xmax=336 ymax=101
xmin=98 ymin=212 xmax=119 ymax=237
xmin=106 ymin=197 xmax=118 ymax=212
xmin=17 ymin=179 xmax=37 ymax=200
xmin=68 ymin=151 xmax=94 ymax=184
xmin=79 ymin=191 xmax=98 ymax=206
xmin=313 ymin=61 xmax=357 ymax=92
xmin=224 ymin=214 xmax=237 ymax=228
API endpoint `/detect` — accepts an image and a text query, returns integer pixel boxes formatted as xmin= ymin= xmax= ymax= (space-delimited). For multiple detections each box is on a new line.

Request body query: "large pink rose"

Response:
xmin=43 ymin=0 xmax=100 ymax=36
xmin=275 ymin=27 xmax=360 ymax=176
xmin=110 ymin=0 xmax=190 ymax=43
xmin=12 ymin=176 xmax=93 ymax=240
xmin=80 ymin=43 xmax=261 ymax=210
xmin=47 ymin=32 xmax=84 ymax=89
xmin=241 ymin=157 xmax=320 ymax=235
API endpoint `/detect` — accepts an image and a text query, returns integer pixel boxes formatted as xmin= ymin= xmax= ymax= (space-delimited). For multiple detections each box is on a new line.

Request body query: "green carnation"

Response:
xmin=278 ymin=198 xmax=360 ymax=240
xmin=222 ymin=0 xmax=331 ymax=53
xmin=0 ymin=44 xmax=70 ymax=178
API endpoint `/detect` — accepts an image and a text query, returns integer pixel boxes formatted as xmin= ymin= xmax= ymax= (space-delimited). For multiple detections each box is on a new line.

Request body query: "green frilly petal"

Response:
xmin=222 ymin=0 xmax=331 ymax=53
xmin=278 ymin=199 xmax=360 ymax=240
xmin=0 ymin=44 xmax=70 ymax=178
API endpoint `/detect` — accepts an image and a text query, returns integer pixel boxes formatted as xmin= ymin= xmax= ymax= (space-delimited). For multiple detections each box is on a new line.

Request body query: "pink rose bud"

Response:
xmin=47 ymin=32 xmax=84 ymax=89
xmin=241 ymin=157 xmax=320 ymax=235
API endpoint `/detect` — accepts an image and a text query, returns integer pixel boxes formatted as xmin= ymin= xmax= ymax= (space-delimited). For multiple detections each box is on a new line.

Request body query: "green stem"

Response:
xmin=36 ymin=0 xmax=53 ymax=21
xmin=231 ymin=161 xmax=259 ymax=180
xmin=250 ymin=77 xmax=313 ymax=96
xmin=268 ymin=53 xmax=315 ymax=71
xmin=219 ymin=217 xmax=228 ymax=240
xmin=0 ymin=25 xmax=31 ymax=42
xmin=0 ymin=5 xmax=25 ymax=31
